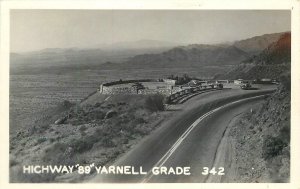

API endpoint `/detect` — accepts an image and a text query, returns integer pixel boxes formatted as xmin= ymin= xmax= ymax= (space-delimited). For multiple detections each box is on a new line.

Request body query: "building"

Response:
xmin=261 ymin=78 xmax=272 ymax=82
xmin=188 ymin=80 xmax=203 ymax=86
xmin=216 ymin=80 xmax=229 ymax=84
xmin=162 ymin=79 xmax=177 ymax=86
xmin=234 ymin=79 xmax=244 ymax=85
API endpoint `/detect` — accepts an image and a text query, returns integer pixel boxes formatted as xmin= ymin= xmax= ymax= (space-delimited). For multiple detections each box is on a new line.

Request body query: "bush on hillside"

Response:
xmin=42 ymin=142 xmax=69 ymax=164
xmin=279 ymin=125 xmax=290 ymax=144
xmin=279 ymin=72 xmax=291 ymax=91
xmin=144 ymin=94 xmax=165 ymax=112
xmin=70 ymin=138 xmax=94 ymax=153
xmin=262 ymin=135 xmax=287 ymax=160
xmin=63 ymin=100 xmax=73 ymax=108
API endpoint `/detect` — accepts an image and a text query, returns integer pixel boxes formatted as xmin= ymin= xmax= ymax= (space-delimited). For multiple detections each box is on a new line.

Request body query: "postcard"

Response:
xmin=0 ymin=0 xmax=299 ymax=188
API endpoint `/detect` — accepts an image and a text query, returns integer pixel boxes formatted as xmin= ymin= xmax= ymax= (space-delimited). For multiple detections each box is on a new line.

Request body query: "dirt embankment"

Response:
xmin=227 ymin=81 xmax=290 ymax=182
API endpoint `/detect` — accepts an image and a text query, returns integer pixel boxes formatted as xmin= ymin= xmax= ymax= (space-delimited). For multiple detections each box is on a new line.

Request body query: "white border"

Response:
xmin=1 ymin=0 xmax=299 ymax=189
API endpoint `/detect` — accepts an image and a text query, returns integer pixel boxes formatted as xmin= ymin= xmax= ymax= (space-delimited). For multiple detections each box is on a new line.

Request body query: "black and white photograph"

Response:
xmin=0 ymin=1 xmax=299 ymax=187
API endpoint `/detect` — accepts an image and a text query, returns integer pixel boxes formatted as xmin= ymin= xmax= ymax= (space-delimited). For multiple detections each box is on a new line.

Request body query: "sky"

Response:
xmin=10 ymin=10 xmax=291 ymax=52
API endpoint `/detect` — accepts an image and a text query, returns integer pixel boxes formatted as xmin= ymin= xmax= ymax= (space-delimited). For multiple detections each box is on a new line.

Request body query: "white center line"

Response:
xmin=141 ymin=94 xmax=266 ymax=183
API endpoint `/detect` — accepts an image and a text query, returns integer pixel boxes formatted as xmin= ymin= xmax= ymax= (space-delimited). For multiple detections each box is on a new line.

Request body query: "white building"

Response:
xmin=234 ymin=79 xmax=244 ymax=85
xmin=163 ymin=79 xmax=177 ymax=86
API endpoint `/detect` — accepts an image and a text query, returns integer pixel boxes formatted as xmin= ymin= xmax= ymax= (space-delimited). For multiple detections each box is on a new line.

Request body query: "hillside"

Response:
xmin=216 ymin=32 xmax=291 ymax=80
xmin=229 ymin=75 xmax=290 ymax=182
xmin=246 ymin=32 xmax=291 ymax=65
xmin=10 ymin=94 xmax=169 ymax=182
xmin=233 ymin=32 xmax=285 ymax=55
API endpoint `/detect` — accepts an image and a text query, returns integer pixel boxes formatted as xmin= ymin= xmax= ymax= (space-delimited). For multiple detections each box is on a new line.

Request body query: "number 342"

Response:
xmin=202 ymin=167 xmax=225 ymax=175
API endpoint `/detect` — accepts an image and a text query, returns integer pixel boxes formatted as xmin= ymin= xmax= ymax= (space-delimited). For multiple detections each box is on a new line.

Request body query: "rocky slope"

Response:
xmin=228 ymin=78 xmax=290 ymax=182
xmin=233 ymin=32 xmax=284 ymax=55
xmin=246 ymin=32 xmax=291 ymax=65
xmin=216 ymin=32 xmax=291 ymax=80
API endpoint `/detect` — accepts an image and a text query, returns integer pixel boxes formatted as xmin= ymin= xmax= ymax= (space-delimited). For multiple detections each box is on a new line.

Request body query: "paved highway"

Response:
xmin=144 ymin=95 xmax=265 ymax=182
xmin=90 ymin=86 xmax=275 ymax=183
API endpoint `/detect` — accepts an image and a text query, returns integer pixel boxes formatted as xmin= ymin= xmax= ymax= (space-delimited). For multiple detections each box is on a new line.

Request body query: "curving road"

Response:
xmin=90 ymin=86 xmax=275 ymax=183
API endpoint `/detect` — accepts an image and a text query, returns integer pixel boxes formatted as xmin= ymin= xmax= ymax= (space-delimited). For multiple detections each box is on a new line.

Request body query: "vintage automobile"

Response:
xmin=240 ymin=83 xmax=252 ymax=90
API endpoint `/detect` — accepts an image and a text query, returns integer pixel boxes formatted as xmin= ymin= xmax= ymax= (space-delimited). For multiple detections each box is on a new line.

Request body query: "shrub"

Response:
xmin=134 ymin=118 xmax=146 ymax=124
xmin=163 ymin=96 xmax=171 ymax=104
xmin=73 ymin=104 xmax=84 ymax=115
xmin=10 ymin=157 xmax=18 ymax=167
xmin=35 ymin=124 xmax=50 ymax=134
xmin=144 ymin=94 xmax=165 ymax=112
xmin=70 ymin=138 xmax=94 ymax=153
xmin=279 ymin=125 xmax=290 ymax=144
xmin=105 ymin=110 xmax=117 ymax=119
xmin=134 ymin=125 xmax=151 ymax=136
xmin=42 ymin=142 xmax=68 ymax=164
xmin=262 ymin=135 xmax=287 ymax=160
xmin=63 ymin=100 xmax=73 ymax=107
xmin=280 ymin=72 xmax=291 ymax=91
xmin=122 ymin=138 xmax=129 ymax=144
xmin=36 ymin=137 xmax=47 ymax=144
xmin=94 ymin=102 xmax=102 ymax=107
xmin=79 ymin=125 xmax=87 ymax=132
xmin=101 ymin=137 xmax=115 ymax=147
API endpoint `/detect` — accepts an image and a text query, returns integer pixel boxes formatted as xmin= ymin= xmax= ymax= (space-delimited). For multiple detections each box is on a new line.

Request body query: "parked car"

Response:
xmin=216 ymin=83 xmax=223 ymax=89
xmin=240 ymin=83 xmax=252 ymax=90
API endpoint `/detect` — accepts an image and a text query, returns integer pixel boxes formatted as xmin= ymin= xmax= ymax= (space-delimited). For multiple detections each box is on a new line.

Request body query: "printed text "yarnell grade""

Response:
xmin=23 ymin=165 xmax=191 ymax=175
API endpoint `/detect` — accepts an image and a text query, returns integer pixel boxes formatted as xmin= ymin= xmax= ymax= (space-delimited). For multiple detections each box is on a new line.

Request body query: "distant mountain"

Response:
xmin=10 ymin=45 xmax=176 ymax=70
xmin=111 ymin=44 xmax=249 ymax=69
xmin=233 ymin=32 xmax=285 ymax=55
xmin=100 ymin=32 xmax=287 ymax=70
xmin=11 ymin=48 xmax=105 ymax=68
xmin=94 ymin=39 xmax=184 ymax=50
xmin=216 ymin=32 xmax=291 ymax=80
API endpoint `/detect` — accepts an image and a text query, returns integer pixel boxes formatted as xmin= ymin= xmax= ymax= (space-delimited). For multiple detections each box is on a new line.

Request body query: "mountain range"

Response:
xmin=10 ymin=40 xmax=183 ymax=70
xmin=11 ymin=32 xmax=290 ymax=78
xmin=101 ymin=32 xmax=287 ymax=70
